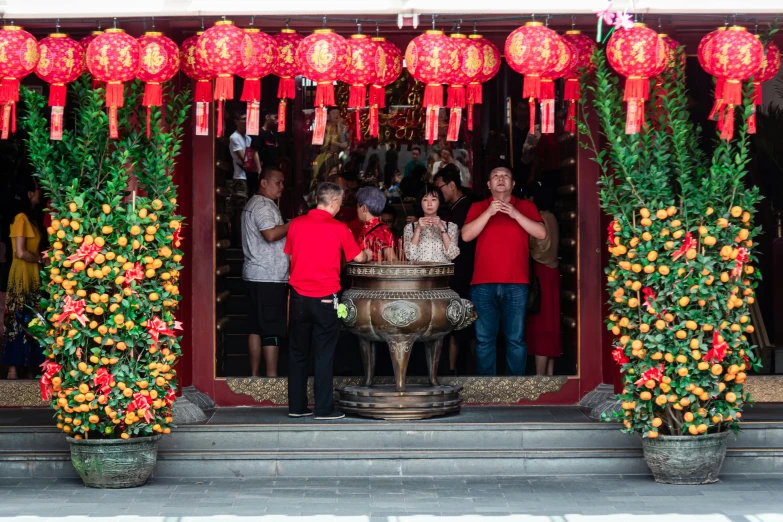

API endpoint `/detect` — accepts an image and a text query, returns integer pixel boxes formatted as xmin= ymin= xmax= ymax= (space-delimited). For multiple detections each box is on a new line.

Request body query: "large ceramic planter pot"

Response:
xmin=642 ymin=431 xmax=730 ymax=484
xmin=67 ymin=435 xmax=162 ymax=488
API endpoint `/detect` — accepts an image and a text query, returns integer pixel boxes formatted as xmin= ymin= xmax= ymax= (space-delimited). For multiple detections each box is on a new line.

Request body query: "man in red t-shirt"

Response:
xmin=462 ymin=167 xmax=547 ymax=376
xmin=284 ymin=182 xmax=370 ymax=420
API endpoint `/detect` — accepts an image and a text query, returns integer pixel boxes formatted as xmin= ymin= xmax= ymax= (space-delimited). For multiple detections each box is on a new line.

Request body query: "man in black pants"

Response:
xmin=284 ymin=182 xmax=370 ymax=420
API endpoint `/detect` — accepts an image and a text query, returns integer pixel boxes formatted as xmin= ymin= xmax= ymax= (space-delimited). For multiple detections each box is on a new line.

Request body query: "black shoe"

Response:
xmin=314 ymin=412 xmax=345 ymax=420
xmin=288 ymin=409 xmax=313 ymax=418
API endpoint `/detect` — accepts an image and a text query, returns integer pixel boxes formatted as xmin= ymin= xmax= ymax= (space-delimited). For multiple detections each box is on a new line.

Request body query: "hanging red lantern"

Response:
xmin=86 ymin=28 xmax=140 ymax=139
xmin=405 ymin=30 xmax=458 ymax=143
xmin=606 ymin=22 xmax=667 ymax=134
xmin=137 ymin=32 xmax=180 ymax=138
xmin=35 ymin=33 xmax=85 ymax=140
xmin=658 ymin=34 xmax=684 ymax=72
xmin=296 ymin=29 xmax=349 ymax=145
xmin=704 ymin=26 xmax=763 ymax=141
xmin=465 ymin=34 xmax=500 ymax=132
xmin=239 ymin=28 xmax=278 ymax=135
xmin=539 ymin=37 xmax=575 ymax=135
xmin=748 ymin=38 xmax=780 ymax=134
xmin=446 ymin=33 xmax=483 ymax=141
xmin=0 ymin=25 xmax=39 ymax=139
xmin=697 ymin=27 xmax=727 ymax=127
xmin=180 ymin=32 xmax=213 ymax=135
xmin=79 ymin=31 xmax=103 ymax=89
xmin=561 ymin=30 xmax=597 ymax=133
xmin=504 ymin=22 xmax=561 ymax=134
xmin=272 ymin=28 xmax=303 ymax=133
xmin=198 ymin=20 xmax=253 ymax=137
xmin=340 ymin=34 xmax=379 ymax=141
xmin=368 ymin=36 xmax=402 ymax=138
xmin=649 ymin=34 xmax=683 ymax=127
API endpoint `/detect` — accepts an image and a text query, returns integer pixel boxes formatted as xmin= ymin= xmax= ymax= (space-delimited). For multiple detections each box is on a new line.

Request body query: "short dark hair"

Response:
xmin=262 ymin=107 xmax=276 ymax=119
xmin=381 ymin=205 xmax=396 ymax=218
xmin=411 ymin=146 xmax=421 ymax=154
xmin=234 ymin=110 xmax=246 ymax=121
xmin=418 ymin=183 xmax=444 ymax=206
xmin=434 ymin=164 xmax=462 ymax=189
xmin=260 ymin=167 xmax=283 ymax=181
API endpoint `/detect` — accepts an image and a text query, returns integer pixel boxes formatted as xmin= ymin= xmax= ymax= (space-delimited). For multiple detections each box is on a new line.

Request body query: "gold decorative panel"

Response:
xmin=0 ymin=381 xmax=46 ymax=407
xmin=745 ymin=376 xmax=783 ymax=403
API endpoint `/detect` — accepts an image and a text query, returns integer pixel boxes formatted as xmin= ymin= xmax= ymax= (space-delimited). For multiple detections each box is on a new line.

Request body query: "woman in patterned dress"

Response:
xmin=403 ymin=184 xmax=460 ymax=263
xmin=2 ymin=177 xmax=45 ymax=379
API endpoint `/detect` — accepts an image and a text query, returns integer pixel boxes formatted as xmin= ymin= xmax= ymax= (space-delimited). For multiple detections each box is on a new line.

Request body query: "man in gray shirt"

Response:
xmin=241 ymin=167 xmax=289 ymax=377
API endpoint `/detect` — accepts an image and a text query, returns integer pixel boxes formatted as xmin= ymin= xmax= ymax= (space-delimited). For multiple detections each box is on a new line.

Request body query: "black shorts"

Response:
xmin=247 ymin=281 xmax=288 ymax=344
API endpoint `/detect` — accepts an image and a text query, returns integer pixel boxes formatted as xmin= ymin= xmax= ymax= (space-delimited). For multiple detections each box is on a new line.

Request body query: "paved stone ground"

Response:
xmin=1 ymin=475 xmax=783 ymax=520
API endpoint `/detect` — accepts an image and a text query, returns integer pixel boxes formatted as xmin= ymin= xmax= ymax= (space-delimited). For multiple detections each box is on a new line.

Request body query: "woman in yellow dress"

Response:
xmin=2 ymin=177 xmax=44 ymax=379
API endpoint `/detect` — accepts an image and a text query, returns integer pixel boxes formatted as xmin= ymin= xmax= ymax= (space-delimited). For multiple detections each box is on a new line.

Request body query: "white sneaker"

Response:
xmin=314 ymin=412 xmax=345 ymax=420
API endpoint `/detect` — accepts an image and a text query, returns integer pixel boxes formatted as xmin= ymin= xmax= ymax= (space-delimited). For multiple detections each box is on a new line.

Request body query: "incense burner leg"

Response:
xmin=359 ymin=339 xmax=375 ymax=387
xmin=387 ymin=339 xmax=414 ymax=392
xmin=425 ymin=338 xmax=443 ymax=387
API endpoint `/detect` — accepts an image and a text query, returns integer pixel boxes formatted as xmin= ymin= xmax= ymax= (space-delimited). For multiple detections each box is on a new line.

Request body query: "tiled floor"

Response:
xmin=0 ymin=475 xmax=782 ymax=519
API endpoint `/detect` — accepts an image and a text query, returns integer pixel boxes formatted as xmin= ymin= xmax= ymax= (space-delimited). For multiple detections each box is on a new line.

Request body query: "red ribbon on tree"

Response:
xmin=85 ymin=28 xmax=140 ymax=139
xmin=272 ymin=29 xmax=303 ymax=133
xmin=671 ymin=232 xmax=697 ymax=261
xmin=0 ymin=25 xmax=39 ymax=140
xmin=128 ymin=392 xmax=154 ymax=423
xmin=147 ymin=316 xmax=177 ymax=344
xmin=39 ymin=361 xmax=62 ymax=401
xmin=124 ymin=262 xmax=145 ymax=288
xmin=93 ymin=367 xmax=114 ymax=395
xmin=35 ymin=33 xmax=85 ymax=140
xmin=731 ymin=247 xmax=750 ymax=280
xmin=55 ymin=295 xmax=88 ymax=327
xmin=606 ymin=23 xmax=668 ymax=134
xmin=634 ymin=364 xmax=664 ymax=387
xmin=705 ymin=332 xmax=729 ymax=364
xmin=66 ymin=243 xmax=102 ymax=271
xmin=137 ymin=32 xmax=180 ymax=138
xmin=612 ymin=346 xmax=630 ymax=365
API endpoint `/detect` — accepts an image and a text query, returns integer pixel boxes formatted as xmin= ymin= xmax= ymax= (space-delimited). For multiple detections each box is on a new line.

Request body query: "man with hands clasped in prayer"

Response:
xmin=462 ymin=167 xmax=546 ymax=376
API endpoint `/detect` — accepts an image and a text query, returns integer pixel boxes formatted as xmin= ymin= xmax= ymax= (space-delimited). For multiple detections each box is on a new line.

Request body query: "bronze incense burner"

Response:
xmin=337 ymin=262 xmax=477 ymax=419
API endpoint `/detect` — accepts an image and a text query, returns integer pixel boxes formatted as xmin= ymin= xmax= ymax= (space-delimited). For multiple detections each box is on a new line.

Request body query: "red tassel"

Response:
xmin=195 ymin=80 xmax=212 ymax=103
xmin=48 ymin=84 xmax=67 ymax=107
xmin=246 ymin=102 xmax=260 ymax=135
xmin=467 ymin=103 xmax=474 ymax=132
xmin=143 ymin=82 xmax=163 ymax=107
xmin=424 ymin=84 xmax=444 ymax=109
xmin=624 ymin=77 xmax=645 ymax=102
xmin=277 ymin=77 xmax=296 ymax=99
xmin=541 ymin=99 xmax=554 ymax=134
xmin=369 ymin=85 xmax=386 ymax=109
xmin=722 ymin=80 xmax=742 ymax=107
xmin=241 ymin=78 xmax=261 ymax=102
xmin=146 ymin=106 xmax=152 ymax=138
xmin=349 ymin=85 xmax=366 ymax=109
xmin=753 ymin=81 xmax=762 ymax=106
xmin=1 ymin=104 xmax=10 ymax=140
xmin=528 ymin=98 xmax=535 ymax=134
xmin=355 ymin=110 xmax=362 ymax=141
xmin=564 ymin=79 xmax=580 ymax=102
xmin=50 ymin=106 xmax=64 ymax=140
xmin=217 ymin=99 xmax=224 ymax=138
xmin=277 ymin=99 xmax=287 ymax=132
xmin=370 ymin=105 xmax=378 ymax=137
xmin=214 ymin=75 xmax=234 ymax=102
xmin=447 ymin=108 xmax=461 ymax=141
xmin=625 ymin=99 xmax=640 ymax=135
xmin=195 ymin=102 xmax=209 ymax=136
xmin=106 ymin=82 xmax=125 ymax=108
xmin=716 ymin=77 xmax=725 ymax=100
xmin=720 ymin=104 xmax=735 ymax=141
xmin=315 ymin=83 xmax=335 ymax=107
xmin=0 ymin=78 xmax=20 ymax=104
xmin=522 ymin=74 xmax=541 ymax=100
xmin=425 ymin=106 xmax=439 ymax=143
xmin=709 ymin=98 xmax=725 ymax=123
xmin=747 ymin=111 xmax=757 ymax=134
xmin=565 ymin=102 xmax=577 ymax=134
xmin=447 ymin=86 xmax=466 ymax=109
xmin=467 ymin=83 xmax=482 ymax=105
xmin=540 ymin=80 xmax=555 ymax=102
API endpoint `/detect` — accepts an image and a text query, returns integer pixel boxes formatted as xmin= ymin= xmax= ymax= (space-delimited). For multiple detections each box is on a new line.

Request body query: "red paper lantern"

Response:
xmin=703 ymin=26 xmax=763 ymax=140
xmin=405 ymin=30 xmax=458 ymax=142
xmin=697 ymin=27 xmax=727 ymax=125
xmin=462 ymin=34 xmax=499 ymax=132
xmin=180 ymin=32 xmax=213 ymax=135
xmin=561 ymin=30 xmax=597 ymax=133
xmin=296 ymin=29 xmax=349 ymax=145
xmin=538 ymin=37 xmax=575 ymax=134
xmin=198 ymin=20 xmax=253 ymax=137
xmin=79 ymin=31 xmax=102 ymax=51
xmin=272 ymin=28 xmax=303 ymax=132
xmin=445 ymin=33 xmax=483 ymax=141
xmin=658 ymin=34 xmax=685 ymax=72
xmin=86 ymin=28 xmax=140 ymax=139
xmin=35 ymin=33 xmax=85 ymax=140
xmin=137 ymin=32 xmax=180 ymax=137
xmin=368 ymin=36 xmax=402 ymax=138
xmin=239 ymin=28 xmax=277 ymax=135
xmin=748 ymin=37 xmax=780 ymax=134
xmin=606 ymin=23 xmax=667 ymax=134
xmin=0 ymin=25 xmax=38 ymax=139
xmin=340 ymin=34 xmax=379 ymax=141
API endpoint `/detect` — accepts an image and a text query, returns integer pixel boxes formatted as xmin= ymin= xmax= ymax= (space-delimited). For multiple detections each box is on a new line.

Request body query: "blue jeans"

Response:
xmin=470 ymin=283 xmax=529 ymax=376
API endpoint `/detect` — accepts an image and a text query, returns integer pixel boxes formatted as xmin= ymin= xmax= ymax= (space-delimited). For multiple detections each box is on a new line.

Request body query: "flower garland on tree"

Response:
xmin=24 ymin=77 xmax=190 ymax=440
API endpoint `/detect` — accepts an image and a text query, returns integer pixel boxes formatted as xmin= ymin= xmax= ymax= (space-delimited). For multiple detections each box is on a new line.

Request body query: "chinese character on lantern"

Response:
xmin=35 ymin=33 xmax=85 ymax=140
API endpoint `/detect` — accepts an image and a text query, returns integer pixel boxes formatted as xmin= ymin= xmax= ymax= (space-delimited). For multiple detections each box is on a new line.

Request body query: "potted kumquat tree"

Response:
xmin=579 ymin=48 xmax=761 ymax=484
xmin=23 ymin=77 xmax=190 ymax=488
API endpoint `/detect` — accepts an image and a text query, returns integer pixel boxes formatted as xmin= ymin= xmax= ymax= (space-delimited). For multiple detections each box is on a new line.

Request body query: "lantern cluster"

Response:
xmin=137 ymin=32 xmax=180 ymax=137
xmin=405 ymin=30 xmax=458 ymax=143
xmin=180 ymin=32 xmax=213 ymax=135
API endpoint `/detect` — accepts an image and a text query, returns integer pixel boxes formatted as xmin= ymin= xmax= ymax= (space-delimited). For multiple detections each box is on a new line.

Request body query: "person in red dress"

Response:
xmin=525 ymin=180 xmax=561 ymax=375
xmin=356 ymin=187 xmax=397 ymax=262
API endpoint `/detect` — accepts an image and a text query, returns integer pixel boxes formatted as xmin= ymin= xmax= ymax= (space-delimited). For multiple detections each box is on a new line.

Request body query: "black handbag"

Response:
xmin=526 ymin=256 xmax=541 ymax=315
